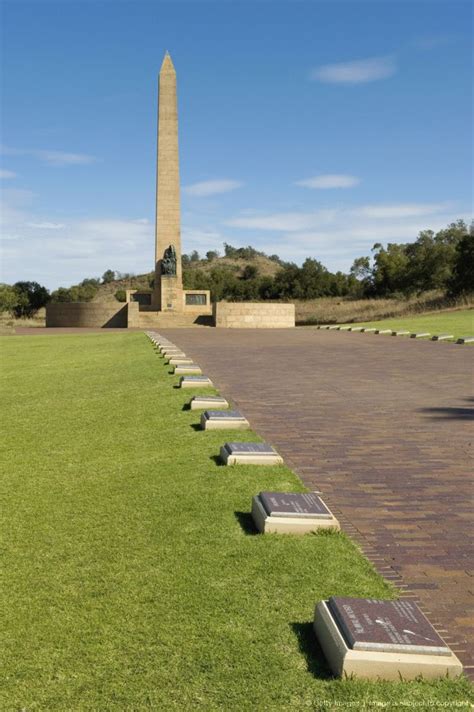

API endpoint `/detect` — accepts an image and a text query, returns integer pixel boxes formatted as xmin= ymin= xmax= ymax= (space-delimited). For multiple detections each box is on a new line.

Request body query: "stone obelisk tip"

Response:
xmin=160 ymin=51 xmax=175 ymax=73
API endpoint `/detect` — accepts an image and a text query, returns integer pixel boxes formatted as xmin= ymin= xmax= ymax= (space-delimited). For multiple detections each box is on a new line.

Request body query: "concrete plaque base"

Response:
xmin=392 ymin=330 xmax=410 ymax=336
xmin=201 ymin=410 xmax=249 ymax=430
xmin=457 ymin=336 xmax=474 ymax=344
xmin=174 ymin=364 xmax=202 ymax=375
xmin=162 ymin=349 xmax=185 ymax=357
xmin=167 ymin=357 xmax=193 ymax=366
xmin=190 ymin=396 xmax=229 ymax=410
xmin=251 ymin=493 xmax=339 ymax=534
xmin=313 ymin=600 xmax=462 ymax=681
xmin=432 ymin=334 xmax=453 ymax=341
xmin=410 ymin=332 xmax=431 ymax=338
xmin=180 ymin=376 xmax=213 ymax=388
xmin=375 ymin=329 xmax=392 ymax=334
xmin=220 ymin=442 xmax=283 ymax=466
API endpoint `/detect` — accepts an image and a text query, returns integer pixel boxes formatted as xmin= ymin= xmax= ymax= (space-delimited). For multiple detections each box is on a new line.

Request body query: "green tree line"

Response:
xmin=183 ymin=220 xmax=473 ymax=301
xmin=1 ymin=221 xmax=472 ymax=316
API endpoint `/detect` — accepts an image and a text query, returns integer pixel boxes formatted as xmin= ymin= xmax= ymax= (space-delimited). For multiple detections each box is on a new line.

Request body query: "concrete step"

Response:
xmin=137 ymin=312 xmax=213 ymax=328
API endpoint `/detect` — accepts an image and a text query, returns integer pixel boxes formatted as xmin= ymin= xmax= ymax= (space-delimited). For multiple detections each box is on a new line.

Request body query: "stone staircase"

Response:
xmin=137 ymin=311 xmax=213 ymax=328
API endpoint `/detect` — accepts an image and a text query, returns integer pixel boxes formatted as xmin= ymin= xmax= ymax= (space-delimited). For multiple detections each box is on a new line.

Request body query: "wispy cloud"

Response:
xmin=226 ymin=203 xmax=449 ymax=233
xmin=296 ymin=174 xmax=360 ymax=189
xmin=226 ymin=210 xmax=337 ymax=232
xmin=0 ymin=169 xmax=16 ymax=179
xmin=26 ymin=221 xmax=65 ymax=229
xmin=183 ymin=179 xmax=243 ymax=197
xmin=224 ymin=202 xmax=469 ymax=270
xmin=0 ymin=190 xmax=153 ymax=287
xmin=353 ymin=203 xmax=451 ymax=219
xmin=1 ymin=145 xmax=97 ymax=166
xmin=35 ymin=150 xmax=97 ymax=166
xmin=310 ymin=55 xmax=397 ymax=84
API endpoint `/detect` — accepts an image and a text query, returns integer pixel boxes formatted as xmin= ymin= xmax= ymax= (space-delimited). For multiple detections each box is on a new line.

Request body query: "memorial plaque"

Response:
xmin=205 ymin=410 xmax=244 ymax=420
xmin=183 ymin=376 xmax=209 ymax=381
xmin=327 ymin=597 xmax=450 ymax=656
xmin=225 ymin=442 xmax=275 ymax=455
xmin=432 ymin=334 xmax=453 ymax=341
xmin=392 ymin=330 xmax=410 ymax=336
xmin=410 ymin=332 xmax=430 ymax=339
xmin=259 ymin=492 xmax=332 ymax=519
xmin=457 ymin=336 xmax=474 ymax=344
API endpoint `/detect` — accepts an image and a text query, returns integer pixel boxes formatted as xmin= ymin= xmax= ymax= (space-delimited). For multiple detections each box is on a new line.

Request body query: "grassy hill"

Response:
xmin=92 ymin=253 xmax=283 ymax=303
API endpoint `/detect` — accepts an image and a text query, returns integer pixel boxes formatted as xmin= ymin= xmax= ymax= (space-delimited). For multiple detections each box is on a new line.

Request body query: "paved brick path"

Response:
xmin=163 ymin=328 xmax=474 ymax=675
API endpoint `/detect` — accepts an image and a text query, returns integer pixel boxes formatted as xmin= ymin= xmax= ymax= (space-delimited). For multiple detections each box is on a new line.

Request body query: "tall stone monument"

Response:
xmin=153 ymin=52 xmax=183 ymax=311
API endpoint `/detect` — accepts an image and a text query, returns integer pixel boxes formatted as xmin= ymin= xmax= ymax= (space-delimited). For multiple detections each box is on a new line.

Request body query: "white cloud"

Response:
xmin=296 ymin=174 xmax=360 ymax=189
xmin=354 ymin=203 xmax=450 ymax=219
xmin=0 ymin=190 xmax=153 ymax=287
xmin=226 ymin=210 xmax=337 ymax=232
xmin=35 ymin=150 xmax=97 ymax=166
xmin=310 ymin=55 xmax=397 ymax=84
xmin=223 ymin=202 xmax=470 ymax=272
xmin=0 ymin=169 xmax=16 ymax=179
xmin=183 ymin=179 xmax=243 ymax=197
xmin=227 ymin=203 xmax=450 ymax=233
xmin=26 ymin=221 xmax=65 ymax=229
xmin=1 ymin=145 xmax=97 ymax=166
xmin=182 ymin=227 xmax=226 ymax=253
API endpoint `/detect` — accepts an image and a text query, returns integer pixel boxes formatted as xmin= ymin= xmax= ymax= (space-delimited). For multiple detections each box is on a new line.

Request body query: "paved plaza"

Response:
xmin=162 ymin=327 xmax=474 ymax=674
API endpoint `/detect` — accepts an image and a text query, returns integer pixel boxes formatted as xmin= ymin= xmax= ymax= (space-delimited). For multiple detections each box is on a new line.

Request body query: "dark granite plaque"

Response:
xmin=259 ymin=492 xmax=332 ymax=519
xmin=328 ymin=597 xmax=450 ymax=656
xmin=225 ymin=442 xmax=275 ymax=455
xmin=205 ymin=410 xmax=244 ymax=419
xmin=183 ymin=376 xmax=209 ymax=382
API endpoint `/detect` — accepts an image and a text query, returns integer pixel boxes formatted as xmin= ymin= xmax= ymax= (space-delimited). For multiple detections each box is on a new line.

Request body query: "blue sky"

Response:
xmin=1 ymin=0 xmax=472 ymax=289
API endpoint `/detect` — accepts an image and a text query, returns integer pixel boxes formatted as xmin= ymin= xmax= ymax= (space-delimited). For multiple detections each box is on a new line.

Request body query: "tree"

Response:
xmin=190 ymin=250 xmax=200 ymax=262
xmin=0 ymin=284 xmax=22 ymax=314
xmin=13 ymin=281 xmax=50 ymax=317
xmin=241 ymin=264 xmax=259 ymax=281
xmin=206 ymin=250 xmax=219 ymax=262
xmin=449 ymin=231 xmax=474 ymax=295
xmin=102 ymin=269 xmax=116 ymax=283
xmin=224 ymin=243 xmax=238 ymax=258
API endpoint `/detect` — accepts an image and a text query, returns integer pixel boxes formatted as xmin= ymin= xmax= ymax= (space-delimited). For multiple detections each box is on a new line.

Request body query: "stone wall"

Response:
xmin=213 ymin=302 xmax=295 ymax=328
xmin=46 ymin=303 xmax=128 ymax=328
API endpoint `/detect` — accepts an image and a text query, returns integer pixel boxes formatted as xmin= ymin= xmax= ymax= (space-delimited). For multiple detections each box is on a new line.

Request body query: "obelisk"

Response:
xmin=153 ymin=52 xmax=183 ymax=311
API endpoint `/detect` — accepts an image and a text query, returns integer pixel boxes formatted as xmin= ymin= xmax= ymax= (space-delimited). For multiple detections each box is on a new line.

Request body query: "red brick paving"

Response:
xmin=161 ymin=327 xmax=474 ymax=675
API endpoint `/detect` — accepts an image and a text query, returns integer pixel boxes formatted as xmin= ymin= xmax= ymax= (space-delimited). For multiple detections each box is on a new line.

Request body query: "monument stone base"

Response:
xmin=313 ymin=600 xmax=463 ymax=681
xmin=251 ymin=493 xmax=339 ymax=534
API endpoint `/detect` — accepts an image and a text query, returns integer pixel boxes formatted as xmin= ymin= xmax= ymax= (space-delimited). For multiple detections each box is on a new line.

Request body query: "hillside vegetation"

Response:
xmin=1 ymin=220 xmax=472 ymax=327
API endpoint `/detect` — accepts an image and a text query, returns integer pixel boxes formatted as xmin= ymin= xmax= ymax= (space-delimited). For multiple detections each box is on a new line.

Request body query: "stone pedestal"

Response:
xmin=159 ymin=276 xmax=183 ymax=312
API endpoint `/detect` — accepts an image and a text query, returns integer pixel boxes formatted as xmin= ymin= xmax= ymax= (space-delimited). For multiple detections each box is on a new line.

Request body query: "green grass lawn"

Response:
xmin=339 ymin=309 xmax=473 ymax=340
xmin=1 ymin=333 xmax=472 ymax=711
